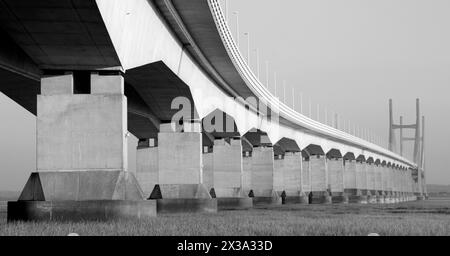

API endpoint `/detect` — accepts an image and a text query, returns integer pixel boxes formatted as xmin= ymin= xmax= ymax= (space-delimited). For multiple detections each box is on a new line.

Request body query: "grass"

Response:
xmin=0 ymin=200 xmax=450 ymax=236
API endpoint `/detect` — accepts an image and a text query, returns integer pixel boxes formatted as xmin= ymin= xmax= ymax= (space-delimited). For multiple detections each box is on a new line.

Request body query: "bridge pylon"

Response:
xmin=388 ymin=99 xmax=426 ymax=198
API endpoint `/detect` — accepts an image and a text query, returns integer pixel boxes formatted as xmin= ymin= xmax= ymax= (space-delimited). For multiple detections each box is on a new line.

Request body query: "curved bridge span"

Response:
xmin=0 ymin=0 xmax=426 ymax=219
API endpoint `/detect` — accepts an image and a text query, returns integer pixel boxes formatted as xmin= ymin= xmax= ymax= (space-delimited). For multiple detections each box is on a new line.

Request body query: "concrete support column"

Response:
xmin=251 ymin=147 xmax=281 ymax=204
xmin=274 ymin=154 xmax=284 ymax=196
xmin=154 ymin=122 xmax=211 ymax=199
xmin=344 ymin=160 xmax=365 ymax=203
xmin=403 ymin=170 xmax=408 ymax=201
xmin=356 ymin=161 xmax=370 ymax=203
xmin=302 ymin=156 xmax=311 ymax=197
xmin=387 ymin=166 xmax=395 ymax=203
xmin=327 ymin=158 xmax=347 ymax=203
xmin=400 ymin=169 xmax=404 ymax=201
xmin=375 ymin=165 xmax=385 ymax=203
xmin=37 ymin=73 xmax=128 ymax=173
xmin=392 ymin=167 xmax=400 ymax=203
xmin=398 ymin=168 xmax=404 ymax=202
xmin=366 ymin=163 xmax=377 ymax=203
xmin=282 ymin=153 xmax=302 ymax=195
xmin=207 ymin=138 xmax=252 ymax=210
xmin=202 ymin=146 xmax=214 ymax=193
xmin=25 ymin=73 xmax=144 ymax=200
xmin=382 ymin=165 xmax=390 ymax=203
xmin=242 ymin=151 xmax=252 ymax=196
xmin=212 ymin=138 xmax=243 ymax=197
xmin=408 ymin=169 xmax=415 ymax=201
xmin=281 ymin=152 xmax=307 ymax=204
xmin=136 ymin=138 xmax=158 ymax=197
xmin=405 ymin=170 xmax=410 ymax=201
xmin=310 ymin=155 xmax=331 ymax=204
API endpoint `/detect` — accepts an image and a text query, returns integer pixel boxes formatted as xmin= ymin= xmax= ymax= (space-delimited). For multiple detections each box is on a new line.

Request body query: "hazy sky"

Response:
xmin=0 ymin=0 xmax=449 ymax=191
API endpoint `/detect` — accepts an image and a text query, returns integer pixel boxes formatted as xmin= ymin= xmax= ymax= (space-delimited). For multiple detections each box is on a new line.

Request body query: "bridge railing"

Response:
xmin=208 ymin=0 xmax=415 ymax=167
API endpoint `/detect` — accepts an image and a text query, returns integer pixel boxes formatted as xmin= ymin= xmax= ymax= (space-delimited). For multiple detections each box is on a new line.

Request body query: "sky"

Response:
xmin=0 ymin=0 xmax=449 ymax=191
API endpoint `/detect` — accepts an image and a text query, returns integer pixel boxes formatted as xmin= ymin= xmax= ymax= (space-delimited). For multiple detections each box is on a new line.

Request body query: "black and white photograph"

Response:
xmin=0 ymin=0 xmax=449 ymax=242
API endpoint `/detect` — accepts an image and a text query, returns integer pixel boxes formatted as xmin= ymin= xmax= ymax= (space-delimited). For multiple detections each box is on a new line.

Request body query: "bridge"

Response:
xmin=0 ymin=0 xmax=427 ymax=221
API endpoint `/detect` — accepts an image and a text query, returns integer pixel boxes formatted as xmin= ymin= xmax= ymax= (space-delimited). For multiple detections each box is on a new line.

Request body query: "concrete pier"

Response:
xmin=384 ymin=163 xmax=394 ymax=203
xmin=355 ymin=157 xmax=370 ymax=204
xmin=243 ymin=131 xmax=281 ymax=205
xmin=212 ymin=138 xmax=252 ymax=210
xmin=374 ymin=163 xmax=385 ymax=203
xmin=344 ymin=153 xmax=366 ymax=203
xmin=202 ymin=148 xmax=214 ymax=193
xmin=149 ymin=122 xmax=217 ymax=213
xmin=273 ymin=152 xmax=285 ymax=198
xmin=390 ymin=165 xmax=399 ymax=203
xmin=365 ymin=159 xmax=377 ymax=204
xmin=307 ymin=145 xmax=331 ymax=204
xmin=327 ymin=150 xmax=348 ymax=204
xmin=136 ymin=138 xmax=158 ymax=197
xmin=250 ymin=146 xmax=281 ymax=205
xmin=213 ymin=138 xmax=243 ymax=197
xmin=277 ymin=152 xmax=307 ymax=204
xmin=242 ymin=152 xmax=252 ymax=196
xmin=274 ymin=138 xmax=307 ymax=204
xmin=9 ymin=73 xmax=156 ymax=221
xmin=242 ymin=139 xmax=253 ymax=196
xmin=302 ymin=152 xmax=312 ymax=203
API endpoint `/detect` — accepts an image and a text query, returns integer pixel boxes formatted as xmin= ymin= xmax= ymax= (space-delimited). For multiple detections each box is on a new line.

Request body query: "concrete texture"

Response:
xmin=213 ymin=139 xmax=243 ymax=197
xmin=385 ymin=167 xmax=393 ymax=198
xmin=41 ymin=74 xmax=73 ymax=95
xmin=375 ymin=165 xmax=383 ymax=194
xmin=217 ymin=197 xmax=253 ymax=210
xmin=136 ymin=146 xmax=158 ymax=197
xmin=327 ymin=158 xmax=344 ymax=194
xmin=348 ymin=195 xmax=368 ymax=204
xmin=344 ymin=160 xmax=357 ymax=192
xmin=332 ymin=195 xmax=349 ymax=204
xmin=251 ymin=147 xmax=276 ymax=197
xmin=252 ymin=192 xmax=282 ymax=206
xmin=91 ymin=73 xmax=124 ymax=95
xmin=384 ymin=192 xmax=393 ymax=204
xmin=344 ymin=161 xmax=367 ymax=203
xmin=355 ymin=162 xmax=369 ymax=197
xmin=202 ymin=152 xmax=214 ymax=192
xmin=154 ymin=199 xmax=217 ymax=214
xmin=309 ymin=156 xmax=332 ymax=204
xmin=284 ymin=194 xmax=309 ymax=204
xmin=328 ymin=158 xmax=348 ymax=204
xmin=301 ymin=159 xmax=311 ymax=193
xmin=37 ymin=74 xmax=128 ymax=172
xmin=149 ymin=184 xmax=211 ymax=199
xmin=242 ymin=155 xmax=252 ymax=195
xmin=158 ymin=124 xmax=202 ymax=185
xmin=344 ymin=189 xmax=366 ymax=204
xmin=310 ymin=156 xmax=328 ymax=193
xmin=7 ymin=200 xmax=156 ymax=222
xmin=310 ymin=191 xmax=332 ymax=205
xmin=18 ymin=171 xmax=144 ymax=201
xmin=274 ymin=156 xmax=284 ymax=195
xmin=366 ymin=164 xmax=376 ymax=193
xmin=382 ymin=166 xmax=389 ymax=197
xmin=282 ymin=152 xmax=302 ymax=197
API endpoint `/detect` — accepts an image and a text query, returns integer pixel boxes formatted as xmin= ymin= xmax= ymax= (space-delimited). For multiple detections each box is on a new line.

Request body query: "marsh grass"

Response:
xmin=0 ymin=200 xmax=449 ymax=236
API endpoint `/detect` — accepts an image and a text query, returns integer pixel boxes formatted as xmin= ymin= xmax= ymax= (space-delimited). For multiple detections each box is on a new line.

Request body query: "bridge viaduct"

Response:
xmin=0 ymin=0 xmax=426 ymax=220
